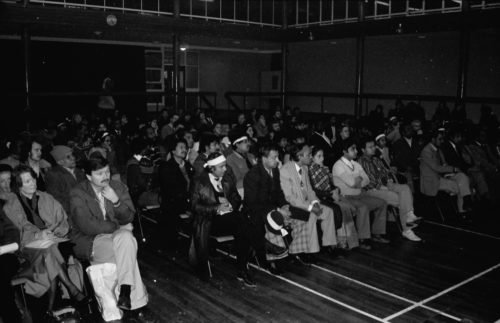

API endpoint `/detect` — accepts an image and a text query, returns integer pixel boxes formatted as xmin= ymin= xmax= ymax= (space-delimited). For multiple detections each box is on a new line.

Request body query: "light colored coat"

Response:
xmin=279 ymin=162 xmax=318 ymax=211
xmin=2 ymin=191 xmax=69 ymax=248
xmin=419 ymin=143 xmax=454 ymax=196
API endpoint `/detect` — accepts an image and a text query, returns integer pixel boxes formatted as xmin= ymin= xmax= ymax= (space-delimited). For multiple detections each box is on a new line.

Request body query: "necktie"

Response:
xmin=298 ymin=168 xmax=304 ymax=188
xmin=97 ymin=192 xmax=106 ymax=220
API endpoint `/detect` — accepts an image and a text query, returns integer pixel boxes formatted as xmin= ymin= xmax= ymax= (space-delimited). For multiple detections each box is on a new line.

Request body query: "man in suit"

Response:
xmin=70 ymin=154 xmax=155 ymax=322
xmin=243 ymin=143 xmax=297 ymax=274
xmin=441 ymin=127 xmax=487 ymax=201
xmin=280 ymin=143 xmax=338 ymax=263
xmin=158 ymin=137 xmax=194 ymax=253
xmin=45 ymin=145 xmax=86 ymax=215
xmin=392 ymin=124 xmax=421 ymax=192
xmin=191 ymin=152 xmax=254 ymax=286
xmin=420 ymin=130 xmax=472 ymax=216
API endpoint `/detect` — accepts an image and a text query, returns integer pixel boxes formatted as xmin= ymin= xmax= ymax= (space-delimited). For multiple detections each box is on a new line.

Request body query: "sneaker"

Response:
xmin=402 ymin=229 xmax=422 ymax=242
xmin=358 ymin=240 xmax=372 ymax=250
xmin=237 ymin=270 xmax=257 ymax=288
xmin=407 ymin=212 xmax=423 ymax=223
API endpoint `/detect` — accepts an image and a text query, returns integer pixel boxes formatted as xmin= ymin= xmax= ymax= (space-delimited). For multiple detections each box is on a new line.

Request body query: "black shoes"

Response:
xmin=268 ymin=261 xmax=284 ymax=275
xmin=117 ymin=284 xmax=132 ymax=310
xmin=292 ymin=253 xmax=316 ymax=265
xmin=324 ymin=246 xmax=348 ymax=259
xmin=237 ymin=270 xmax=257 ymax=288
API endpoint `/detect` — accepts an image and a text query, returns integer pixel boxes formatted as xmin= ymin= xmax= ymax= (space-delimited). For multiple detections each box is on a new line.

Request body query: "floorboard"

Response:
xmin=127 ymin=214 xmax=500 ymax=323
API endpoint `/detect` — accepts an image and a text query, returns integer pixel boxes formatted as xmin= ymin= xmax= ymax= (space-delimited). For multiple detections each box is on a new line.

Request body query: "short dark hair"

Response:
xmin=290 ymin=143 xmax=309 ymax=162
xmin=341 ymin=137 xmax=357 ymax=153
xmin=258 ymin=143 xmax=279 ymax=158
xmin=129 ymin=138 xmax=147 ymax=156
xmin=359 ymin=137 xmax=375 ymax=151
xmin=83 ymin=153 xmax=109 ymax=175
xmin=168 ymin=137 xmax=187 ymax=152
xmin=12 ymin=164 xmax=37 ymax=191
xmin=311 ymin=145 xmax=324 ymax=158
xmin=199 ymin=133 xmax=219 ymax=153
xmin=0 ymin=164 xmax=13 ymax=174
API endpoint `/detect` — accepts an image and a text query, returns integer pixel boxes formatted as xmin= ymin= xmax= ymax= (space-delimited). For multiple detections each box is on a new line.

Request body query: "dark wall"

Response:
xmin=198 ymin=50 xmax=272 ymax=112
xmin=1 ymin=40 xmax=145 ymax=133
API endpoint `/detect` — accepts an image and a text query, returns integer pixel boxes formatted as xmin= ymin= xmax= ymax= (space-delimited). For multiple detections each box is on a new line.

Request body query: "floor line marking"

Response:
xmin=384 ymin=262 xmax=500 ymax=321
xmin=214 ymin=247 xmax=390 ymax=323
xmin=424 ymin=220 xmax=500 ymax=240
xmin=311 ymin=264 xmax=461 ymax=321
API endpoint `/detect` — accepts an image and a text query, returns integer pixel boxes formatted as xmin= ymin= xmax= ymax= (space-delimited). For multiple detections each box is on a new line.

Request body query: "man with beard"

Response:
xmin=70 ymin=154 xmax=156 ymax=322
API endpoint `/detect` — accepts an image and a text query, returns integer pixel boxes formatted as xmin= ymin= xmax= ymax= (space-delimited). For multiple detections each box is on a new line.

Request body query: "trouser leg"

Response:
xmin=318 ymin=205 xmax=336 ymax=246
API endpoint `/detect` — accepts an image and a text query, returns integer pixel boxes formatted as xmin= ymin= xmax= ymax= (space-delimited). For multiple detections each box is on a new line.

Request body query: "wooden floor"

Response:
xmin=134 ymin=212 xmax=500 ymax=323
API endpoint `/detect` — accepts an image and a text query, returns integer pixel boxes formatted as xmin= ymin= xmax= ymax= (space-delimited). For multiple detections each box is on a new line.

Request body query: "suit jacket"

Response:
xmin=243 ymin=163 xmax=287 ymax=221
xmin=69 ymin=180 xmax=135 ymax=260
xmin=419 ymin=143 xmax=454 ymax=196
xmin=191 ymin=171 xmax=241 ymax=219
xmin=441 ymin=141 xmax=470 ymax=171
xmin=280 ymin=162 xmax=318 ymax=212
xmin=392 ymin=137 xmax=421 ymax=172
xmin=45 ymin=165 xmax=86 ymax=215
xmin=159 ymin=158 xmax=194 ymax=215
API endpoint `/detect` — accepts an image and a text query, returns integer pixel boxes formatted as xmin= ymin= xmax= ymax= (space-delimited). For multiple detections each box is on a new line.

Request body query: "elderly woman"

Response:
xmin=2 ymin=165 xmax=87 ymax=315
xmin=308 ymin=146 xmax=359 ymax=249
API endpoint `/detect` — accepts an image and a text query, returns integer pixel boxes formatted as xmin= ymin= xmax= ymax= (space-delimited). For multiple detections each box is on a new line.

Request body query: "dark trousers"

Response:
xmin=0 ymin=254 xmax=22 ymax=323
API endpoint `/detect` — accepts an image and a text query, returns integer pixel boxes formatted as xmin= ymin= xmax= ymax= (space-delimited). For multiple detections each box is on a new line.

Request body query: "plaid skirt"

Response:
xmin=286 ymin=217 xmax=315 ymax=255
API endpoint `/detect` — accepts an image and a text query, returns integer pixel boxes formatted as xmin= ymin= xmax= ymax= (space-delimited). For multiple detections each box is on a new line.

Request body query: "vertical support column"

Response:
xmin=354 ymin=0 xmax=365 ymax=118
xmin=173 ymin=0 xmax=180 ymax=18
xmin=457 ymin=0 xmax=470 ymax=105
xmin=22 ymin=26 xmax=31 ymax=132
xmin=281 ymin=0 xmax=288 ymax=112
xmin=172 ymin=34 xmax=179 ymax=111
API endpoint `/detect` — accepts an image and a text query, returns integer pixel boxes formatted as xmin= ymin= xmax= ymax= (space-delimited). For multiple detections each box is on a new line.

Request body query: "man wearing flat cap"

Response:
xmin=45 ymin=145 xmax=86 ymax=215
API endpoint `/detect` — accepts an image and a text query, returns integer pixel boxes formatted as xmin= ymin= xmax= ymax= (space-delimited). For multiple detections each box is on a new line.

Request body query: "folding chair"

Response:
xmin=387 ymin=205 xmax=404 ymax=233
xmin=207 ymin=234 xmax=235 ymax=278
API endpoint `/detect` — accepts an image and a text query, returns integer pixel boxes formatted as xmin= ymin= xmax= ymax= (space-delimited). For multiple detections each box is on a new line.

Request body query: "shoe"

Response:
xmin=292 ymin=254 xmax=312 ymax=266
xmin=268 ymin=261 xmax=284 ymax=275
xmin=407 ymin=212 xmax=423 ymax=223
xmin=237 ymin=270 xmax=257 ymax=288
xmin=402 ymin=229 xmax=422 ymax=242
xmin=372 ymin=235 xmax=390 ymax=244
xmin=358 ymin=240 xmax=372 ymax=250
xmin=117 ymin=285 xmax=132 ymax=310
xmin=324 ymin=246 xmax=346 ymax=259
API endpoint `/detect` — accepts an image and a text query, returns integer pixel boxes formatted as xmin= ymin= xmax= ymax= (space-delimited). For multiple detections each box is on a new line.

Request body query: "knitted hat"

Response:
xmin=50 ymin=145 xmax=72 ymax=162
xmin=266 ymin=210 xmax=289 ymax=236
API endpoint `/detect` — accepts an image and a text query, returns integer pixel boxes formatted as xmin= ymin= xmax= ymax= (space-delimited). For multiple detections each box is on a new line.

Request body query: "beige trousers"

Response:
xmin=92 ymin=226 xmax=148 ymax=310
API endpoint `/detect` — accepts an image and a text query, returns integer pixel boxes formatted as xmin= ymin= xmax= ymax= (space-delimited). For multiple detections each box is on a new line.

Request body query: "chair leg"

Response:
xmin=434 ymin=198 xmax=446 ymax=222
xmin=207 ymin=261 xmax=213 ymax=278
xmin=136 ymin=210 xmax=146 ymax=243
